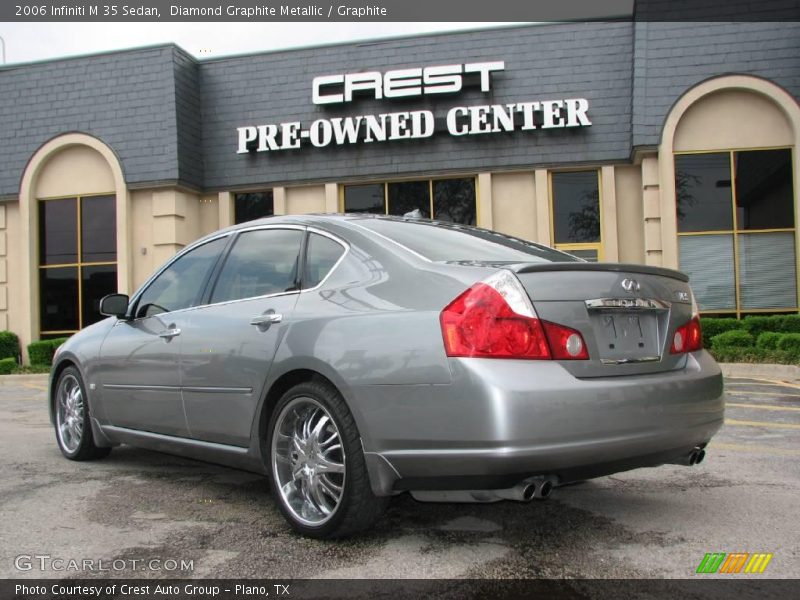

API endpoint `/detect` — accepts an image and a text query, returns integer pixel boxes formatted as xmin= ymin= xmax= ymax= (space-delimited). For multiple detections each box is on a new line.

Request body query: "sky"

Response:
xmin=0 ymin=22 xmax=524 ymax=65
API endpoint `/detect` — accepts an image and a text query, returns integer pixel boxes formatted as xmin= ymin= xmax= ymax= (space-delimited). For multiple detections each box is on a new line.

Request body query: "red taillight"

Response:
xmin=542 ymin=321 xmax=590 ymax=360
xmin=440 ymin=278 xmax=588 ymax=360
xmin=670 ymin=316 xmax=703 ymax=354
xmin=441 ymin=283 xmax=550 ymax=359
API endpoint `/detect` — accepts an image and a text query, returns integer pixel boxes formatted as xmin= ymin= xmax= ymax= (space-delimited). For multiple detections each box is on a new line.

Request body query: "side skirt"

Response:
xmin=100 ymin=424 xmax=267 ymax=475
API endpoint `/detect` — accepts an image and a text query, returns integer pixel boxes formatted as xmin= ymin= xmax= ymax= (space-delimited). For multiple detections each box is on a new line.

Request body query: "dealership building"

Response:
xmin=0 ymin=17 xmax=798 ymax=359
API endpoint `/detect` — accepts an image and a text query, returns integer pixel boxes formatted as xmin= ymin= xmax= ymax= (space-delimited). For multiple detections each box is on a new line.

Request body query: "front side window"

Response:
xmin=550 ymin=170 xmax=601 ymax=261
xmin=210 ymin=229 xmax=304 ymax=303
xmin=38 ymin=194 xmax=117 ymax=336
xmin=135 ymin=237 xmax=228 ymax=318
xmin=342 ymin=178 xmax=477 ymax=225
xmin=676 ymin=148 xmax=796 ymax=315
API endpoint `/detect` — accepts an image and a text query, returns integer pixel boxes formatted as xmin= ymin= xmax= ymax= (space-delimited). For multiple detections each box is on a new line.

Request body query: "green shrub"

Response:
xmin=775 ymin=314 xmax=800 ymax=334
xmin=742 ymin=314 xmax=800 ymax=337
xmin=699 ymin=317 xmax=742 ymax=349
xmin=0 ymin=331 xmax=20 ymax=361
xmin=776 ymin=333 xmax=800 ymax=358
xmin=0 ymin=356 xmax=16 ymax=375
xmin=742 ymin=315 xmax=780 ymax=338
xmin=756 ymin=331 xmax=783 ymax=351
xmin=711 ymin=329 xmax=754 ymax=350
xmin=27 ymin=341 xmax=53 ymax=366
xmin=709 ymin=346 xmax=797 ymax=365
xmin=27 ymin=337 xmax=69 ymax=366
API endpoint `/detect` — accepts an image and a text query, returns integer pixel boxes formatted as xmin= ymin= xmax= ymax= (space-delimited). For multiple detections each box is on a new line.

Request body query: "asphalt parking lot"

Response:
xmin=1 ymin=372 xmax=798 ymax=581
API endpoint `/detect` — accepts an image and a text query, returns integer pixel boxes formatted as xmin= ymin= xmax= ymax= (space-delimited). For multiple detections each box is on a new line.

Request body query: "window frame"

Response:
xmin=548 ymin=168 xmax=604 ymax=261
xmin=207 ymin=227 xmax=306 ymax=305
xmin=127 ymin=224 xmax=350 ymax=318
xmin=128 ymin=234 xmax=233 ymax=321
xmin=37 ymin=193 xmax=118 ymax=336
xmin=674 ymin=146 xmax=798 ymax=317
xmin=339 ymin=175 xmax=479 ymax=224
xmin=302 ymin=230 xmax=349 ymax=291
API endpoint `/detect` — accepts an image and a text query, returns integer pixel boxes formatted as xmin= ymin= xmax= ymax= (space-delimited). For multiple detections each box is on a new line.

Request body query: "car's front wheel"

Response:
xmin=268 ymin=380 xmax=388 ymax=538
xmin=53 ymin=366 xmax=111 ymax=461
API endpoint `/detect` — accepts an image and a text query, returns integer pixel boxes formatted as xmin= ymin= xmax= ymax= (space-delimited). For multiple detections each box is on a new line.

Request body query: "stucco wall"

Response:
xmin=490 ymin=172 xmax=538 ymax=241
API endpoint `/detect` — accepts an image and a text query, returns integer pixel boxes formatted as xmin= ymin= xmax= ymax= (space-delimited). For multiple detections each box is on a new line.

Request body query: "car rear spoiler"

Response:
xmin=513 ymin=262 xmax=690 ymax=283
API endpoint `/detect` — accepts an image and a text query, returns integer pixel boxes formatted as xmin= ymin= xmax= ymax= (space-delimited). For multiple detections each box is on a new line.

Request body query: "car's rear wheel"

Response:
xmin=268 ymin=380 xmax=388 ymax=538
xmin=54 ymin=366 xmax=111 ymax=461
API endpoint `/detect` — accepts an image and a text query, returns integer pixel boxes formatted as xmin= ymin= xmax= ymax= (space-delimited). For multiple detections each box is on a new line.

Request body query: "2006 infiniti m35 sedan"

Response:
xmin=49 ymin=214 xmax=724 ymax=538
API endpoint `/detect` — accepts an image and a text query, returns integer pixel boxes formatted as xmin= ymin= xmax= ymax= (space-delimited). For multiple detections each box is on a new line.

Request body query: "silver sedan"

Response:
xmin=49 ymin=215 xmax=724 ymax=538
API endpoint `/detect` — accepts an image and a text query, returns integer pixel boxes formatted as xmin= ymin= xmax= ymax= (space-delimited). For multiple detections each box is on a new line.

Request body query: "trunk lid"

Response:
xmin=513 ymin=262 xmax=694 ymax=377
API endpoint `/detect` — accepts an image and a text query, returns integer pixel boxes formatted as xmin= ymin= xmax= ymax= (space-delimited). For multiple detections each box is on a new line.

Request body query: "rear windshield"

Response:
xmin=355 ymin=219 xmax=579 ymax=263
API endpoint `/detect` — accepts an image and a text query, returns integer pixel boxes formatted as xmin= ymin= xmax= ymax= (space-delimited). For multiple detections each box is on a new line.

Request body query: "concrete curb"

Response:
xmin=720 ymin=362 xmax=800 ymax=383
xmin=0 ymin=373 xmax=49 ymax=385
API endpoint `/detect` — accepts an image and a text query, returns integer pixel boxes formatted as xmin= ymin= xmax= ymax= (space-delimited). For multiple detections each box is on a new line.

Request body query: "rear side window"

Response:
xmin=356 ymin=219 xmax=577 ymax=263
xmin=304 ymin=233 xmax=345 ymax=289
xmin=210 ymin=229 xmax=303 ymax=303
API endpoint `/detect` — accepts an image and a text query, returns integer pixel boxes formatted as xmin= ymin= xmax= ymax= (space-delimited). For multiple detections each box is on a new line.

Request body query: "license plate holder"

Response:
xmin=590 ymin=311 xmax=660 ymax=362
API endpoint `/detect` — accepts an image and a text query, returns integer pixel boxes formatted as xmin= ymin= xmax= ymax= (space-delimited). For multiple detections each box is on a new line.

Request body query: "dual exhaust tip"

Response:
xmin=497 ymin=477 xmax=555 ymax=502
xmin=411 ymin=476 xmax=556 ymax=504
xmin=669 ymin=446 xmax=706 ymax=467
xmin=689 ymin=449 xmax=706 ymax=466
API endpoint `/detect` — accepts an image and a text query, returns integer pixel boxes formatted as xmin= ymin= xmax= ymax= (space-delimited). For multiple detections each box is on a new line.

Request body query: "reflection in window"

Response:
xmin=552 ymin=171 xmax=600 ymax=244
xmin=234 ymin=191 xmax=274 ymax=225
xmin=136 ymin=237 xmax=228 ymax=317
xmin=434 ymin=179 xmax=476 ymax=225
xmin=38 ymin=195 xmax=118 ymax=335
xmin=39 ymin=198 xmax=78 ymax=265
xmin=388 ymin=181 xmax=430 ymax=217
xmin=39 ymin=267 xmax=79 ymax=332
xmin=211 ymin=230 xmax=303 ymax=303
xmin=304 ymin=233 xmax=345 ymax=289
xmin=343 ymin=184 xmax=384 ymax=214
xmin=676 ymin=148 xmax=797 ymax=314
xmin=342 ymin=178 xmax=476 ymax=225
xmin=357 ymin=219 xmax=576 ymax=263
xmin=675 ymin=153 xmax=733 ymax=232
xmin=735 ymin=149 xmax=794 ymax=230
xmin=81 ymin=195 xmax=117 ymax=262
xmin=81 ymin=265 xmax=118 ymax=328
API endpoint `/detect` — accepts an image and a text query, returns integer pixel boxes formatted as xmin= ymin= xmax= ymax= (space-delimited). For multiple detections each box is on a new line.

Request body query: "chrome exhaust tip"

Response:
xmin=521 ymin=482 xmax=537 ymax=501
xmin=535 ymin=479 xmax=554 ymax=499
xmin=693 ymin=449 xmax=706 ymax=465
xmin=669 ymin=446 xmax=706 ymax=466
xmin=496 ymin=481 xmax=537 ymax=502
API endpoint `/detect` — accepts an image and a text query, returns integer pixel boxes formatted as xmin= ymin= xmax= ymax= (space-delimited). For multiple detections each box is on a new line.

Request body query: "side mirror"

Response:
xmin=99 ymin=294 xmax=130 ymax=319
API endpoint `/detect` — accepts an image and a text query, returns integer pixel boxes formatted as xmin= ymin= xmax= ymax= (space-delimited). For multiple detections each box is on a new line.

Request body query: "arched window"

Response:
xmin=661 ymin=79 xmax=799 ymax=317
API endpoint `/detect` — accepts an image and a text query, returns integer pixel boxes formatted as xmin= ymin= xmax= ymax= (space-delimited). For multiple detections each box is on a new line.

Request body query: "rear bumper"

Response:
xmin=352 ymin=351 xmax=724 ymax=495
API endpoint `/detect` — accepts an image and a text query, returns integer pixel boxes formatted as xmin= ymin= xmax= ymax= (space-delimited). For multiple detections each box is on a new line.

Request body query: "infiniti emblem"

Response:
xmin=621 ymin=278 xmax=640 ymax=293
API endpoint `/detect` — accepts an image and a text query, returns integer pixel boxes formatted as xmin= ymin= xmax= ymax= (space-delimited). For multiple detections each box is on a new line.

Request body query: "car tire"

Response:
xmin=267 ymin=379 xmax=388 ymax=538
xmin=53 ymin=366 xmax=111 ymax=461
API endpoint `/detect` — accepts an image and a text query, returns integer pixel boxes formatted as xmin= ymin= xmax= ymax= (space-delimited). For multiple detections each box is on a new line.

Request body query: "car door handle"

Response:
xmin=250 ymin=313 xmax=283 ymax=327
xmin=158 ymin=328 xmax=181 ymax=339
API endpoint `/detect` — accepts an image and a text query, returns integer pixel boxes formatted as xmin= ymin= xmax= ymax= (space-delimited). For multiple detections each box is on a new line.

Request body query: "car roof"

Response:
xmin=198 ymin=213 xmax=473 ymax=240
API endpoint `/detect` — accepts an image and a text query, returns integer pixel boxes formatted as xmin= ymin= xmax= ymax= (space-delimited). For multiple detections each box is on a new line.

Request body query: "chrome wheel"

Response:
xmin=271 ymin=397 xmax=346 ymax=526
xmin=56 ymin=373 xmax=84 ymax=454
